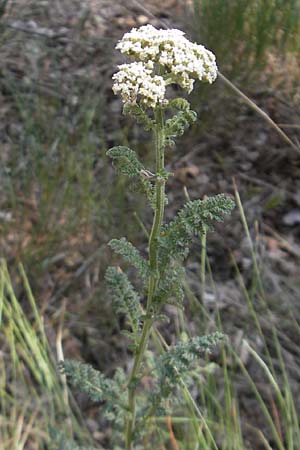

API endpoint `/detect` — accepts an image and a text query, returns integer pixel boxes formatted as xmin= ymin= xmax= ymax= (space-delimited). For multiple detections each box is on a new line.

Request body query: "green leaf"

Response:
xmin=155 ymin=265 xmax=185 ymax=308
xmin=123 ymin=104 xmax=155 ymax=131
xmin=130 ymin=176 xmax=156 ymax=209
xmin=60 ymin=361 xmax=127 ymax=425
xmin=60 ymin=360 xmax=109 ymax=402
xmin=107 ymin=146 xmax=144 ymax=177
xmin=162 ymin=332 xmax=225 ymax=371
xmin=159 ymin=332 xmax=225 ymax=384
xmin=152 ymin=332 xmax=225 ymax=402
xmin=159 ymin=194 xmax=235 ymax=267
xmin=49 ymin=430 xmax=97 ymax=450
xmin=105 ymin=266 xmax=141 ymax=336
xmin=169 ymin=98 xmax=191 ymax=110
xmin=164 ymin=98 xmax=197 ymax=146
xmin=107 ymin=146 xmax=159 ymax=208
xmin=109 ymin=238 xmax=149 ymax=280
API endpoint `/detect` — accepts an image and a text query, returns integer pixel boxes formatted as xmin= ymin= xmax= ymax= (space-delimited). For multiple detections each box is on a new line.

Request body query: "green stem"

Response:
xmin=200 ymin=229 xmax=207 ymax=303
xmin=125 ymin=108 xmax=165 ymax=450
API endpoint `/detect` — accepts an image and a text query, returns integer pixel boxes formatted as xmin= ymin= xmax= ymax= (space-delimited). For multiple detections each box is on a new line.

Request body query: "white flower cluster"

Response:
xmin=112 ymin=24 xmax=218 ymax=107
xmin=112 ymin=61 xmax=166 ymax=109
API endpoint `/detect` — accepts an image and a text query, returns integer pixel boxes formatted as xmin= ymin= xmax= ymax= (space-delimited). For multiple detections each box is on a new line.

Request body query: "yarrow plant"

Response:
xmin=59 ymin=25 xmax=234 ymax=450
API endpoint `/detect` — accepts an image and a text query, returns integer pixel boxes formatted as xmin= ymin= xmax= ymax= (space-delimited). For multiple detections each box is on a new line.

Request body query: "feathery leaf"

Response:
xmin=49 ymin=430 xmax=97 ymax=450
xmin=155 ymin=265 xmax=185 ymax=308
xmin=159 ymin=194 xmax=235 ymax=267
xmin=60 ymin=360 xmax=110 ymax=402
xmin=60 ymin=361 xmax=127 ymax=426
xmin=105 ymin=266 xmax=142 ymax=337
xmin=109 ymin=238 xmax=149 ymax=280
xmin=164 ymin=98 xmax=197 ymax=146
xmin=123 ymin=104 xmax=155 ymax=131
xmin=154 ymin=332 xmax=225 ymax=401
xmin=107 ymin=146 xmax=144 ymax=178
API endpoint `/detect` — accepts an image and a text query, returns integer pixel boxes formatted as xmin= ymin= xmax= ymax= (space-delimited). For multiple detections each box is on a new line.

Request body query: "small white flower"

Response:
xmin=112 ymin=62 xmax=167 ymax=108
xmin=112 ymin=25 xmax=218 ymax=107
xmin=115 ymin=25 xmax=218 ymax=93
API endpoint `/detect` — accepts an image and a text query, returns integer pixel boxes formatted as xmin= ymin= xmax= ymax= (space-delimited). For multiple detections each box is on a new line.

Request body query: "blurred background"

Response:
xmin=0 ymin=0 xmax=300 ymax=449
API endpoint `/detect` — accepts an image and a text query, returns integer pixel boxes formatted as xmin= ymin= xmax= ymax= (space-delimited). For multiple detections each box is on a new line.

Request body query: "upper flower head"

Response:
xmin=115 ymin=25 xmax=218 ymax=92
xmin=112 ymin=25 xmax=218 ymax=108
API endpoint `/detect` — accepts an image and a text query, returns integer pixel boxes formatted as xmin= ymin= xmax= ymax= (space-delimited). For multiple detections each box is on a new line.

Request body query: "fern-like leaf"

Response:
xmin=123 ymin=103 xmax=155 ymax=131
xmin=109 ymin=237 xmax=149 ymax=280
xmin=153 ymin=332 xmax=225 ymax=403
xmin=159 ymin=194 xmax=235 ymax=267
xmin=49 ymin=430 xmax=98 ymax=450
xmin=164 ymin=98 xmax=197 ymax=146
xmin=107 ymin=146 xmax=144 ymax=177
xmin=160 ymin=332 xmax=225 ymax=379
xmin=105 ymin=266 xmax=141 ymax=337
xmin=155 ymin=265 xmax=185 ymax=308
xmin=140 ymin=332 xmax=225 ymax=424
xmin=60 ymin=360 xmax=110 ymax=402
xmin=107 ymin=146 xmax=157 ymax=208
xmin=130 ymin=176 xmax=156 ymax=209
xmin=60 ymin=361 xmax=127 ymax=426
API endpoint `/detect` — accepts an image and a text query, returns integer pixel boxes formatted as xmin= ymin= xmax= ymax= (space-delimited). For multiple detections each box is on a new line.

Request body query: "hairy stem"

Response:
xmin=125 ymin=108 xmax=165 ymax=450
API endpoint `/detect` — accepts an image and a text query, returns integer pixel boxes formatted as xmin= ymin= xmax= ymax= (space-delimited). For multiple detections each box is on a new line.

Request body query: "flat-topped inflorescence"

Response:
xmin=112 ymin=24 xmax=218 ymax=108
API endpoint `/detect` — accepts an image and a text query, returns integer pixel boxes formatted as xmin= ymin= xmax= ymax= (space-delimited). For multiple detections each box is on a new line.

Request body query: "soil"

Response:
xmin=0 ymin=1 xmax=300 ymax=449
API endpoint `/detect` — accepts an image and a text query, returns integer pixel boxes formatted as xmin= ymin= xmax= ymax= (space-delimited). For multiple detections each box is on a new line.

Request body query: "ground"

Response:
xmin=0 ymin=1 xmax=300 ymax=449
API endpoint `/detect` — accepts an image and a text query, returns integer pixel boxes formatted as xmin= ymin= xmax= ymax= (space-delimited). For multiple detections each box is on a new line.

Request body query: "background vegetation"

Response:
xmin=0 ymin=0 xmax=300 ymax=448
